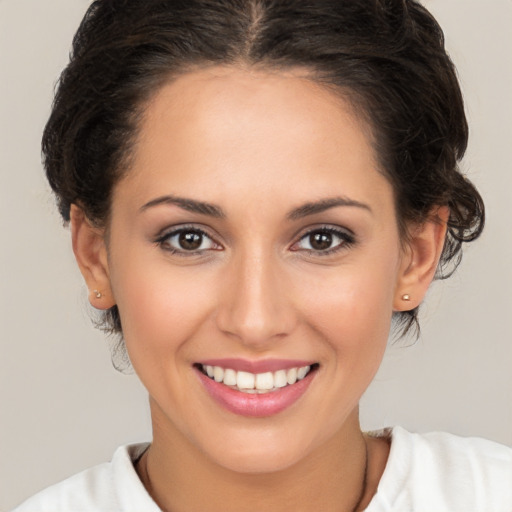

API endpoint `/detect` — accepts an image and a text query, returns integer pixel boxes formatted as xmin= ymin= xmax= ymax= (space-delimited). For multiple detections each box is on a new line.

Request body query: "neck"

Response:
xmin=136 ymin=402 xmax=388 ymax=512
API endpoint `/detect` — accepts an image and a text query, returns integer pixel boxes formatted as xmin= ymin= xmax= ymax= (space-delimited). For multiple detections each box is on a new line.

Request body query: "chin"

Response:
xmin=191 ymin=419 xmax=329 ymax=475
xmin=206 ymin=441 xmax=309 ymax=475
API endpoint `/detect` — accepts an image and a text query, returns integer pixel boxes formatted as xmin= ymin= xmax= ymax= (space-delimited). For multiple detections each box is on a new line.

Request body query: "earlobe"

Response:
xmin=394 ymin=206 xmax=449 ymax=311
xmin=70 ymin=205 xmax=115 ymax=310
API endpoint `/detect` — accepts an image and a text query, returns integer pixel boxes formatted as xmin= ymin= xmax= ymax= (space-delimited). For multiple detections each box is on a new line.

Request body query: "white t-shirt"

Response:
xmin=12 ymin=426 xmax=512 ymax=512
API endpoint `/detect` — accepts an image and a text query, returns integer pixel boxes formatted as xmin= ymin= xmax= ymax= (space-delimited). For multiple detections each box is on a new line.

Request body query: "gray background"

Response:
xmin=1 ymin=0 xmax=511 ymax=510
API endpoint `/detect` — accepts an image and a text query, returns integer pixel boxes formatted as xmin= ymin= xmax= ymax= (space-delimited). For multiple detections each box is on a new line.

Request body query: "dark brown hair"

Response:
xmin=43 ymin=0 xmax=484 ymax=346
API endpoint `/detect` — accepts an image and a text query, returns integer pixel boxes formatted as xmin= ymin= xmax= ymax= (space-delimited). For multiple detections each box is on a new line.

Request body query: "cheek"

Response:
xmin=303 ymin=267 xmax=396 ymax=327
xmin=109 ymin=252 xmax=215 ymax=366
xmin=296 ymin=254 xmax=399 ymax=358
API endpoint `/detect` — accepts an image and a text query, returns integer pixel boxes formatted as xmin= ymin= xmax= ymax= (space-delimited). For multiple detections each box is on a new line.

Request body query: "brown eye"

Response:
xmin=158 ymin=227 xmax=219 ymax=254
xmin=292 ymin=227 xmax=354 ymax=255
xmin=309 ymin=232 xmax=333 ymax=250
xmin=179 ymin=231 xmax=203 ymax=250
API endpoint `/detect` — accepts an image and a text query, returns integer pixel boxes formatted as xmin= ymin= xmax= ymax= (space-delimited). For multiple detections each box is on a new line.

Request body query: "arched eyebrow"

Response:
xmin=287 ymin=197 xmax=372 ymax=220
xmin=140 ymin=195 xmax=371 ymax=219
xmin=140 ymin=195 xmax=226 ymax=218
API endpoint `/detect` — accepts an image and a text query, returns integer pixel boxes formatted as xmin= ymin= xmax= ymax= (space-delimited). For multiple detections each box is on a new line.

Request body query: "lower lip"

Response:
xmin=196 ymin=368 xmax=315 ymax=418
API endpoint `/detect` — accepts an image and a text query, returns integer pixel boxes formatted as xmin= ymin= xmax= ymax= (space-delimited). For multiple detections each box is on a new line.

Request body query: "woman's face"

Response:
xmin=104 ymin=67 xmax=406 ymax=472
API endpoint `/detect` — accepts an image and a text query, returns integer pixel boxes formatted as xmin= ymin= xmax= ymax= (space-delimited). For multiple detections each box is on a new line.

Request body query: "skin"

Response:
xmin=72 ymin=67 xmax=448 ymax=511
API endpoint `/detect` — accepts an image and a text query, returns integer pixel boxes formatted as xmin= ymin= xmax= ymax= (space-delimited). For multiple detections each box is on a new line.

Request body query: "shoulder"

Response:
xmin=367 ymin=426 xmax=512 ymax=512
xmin=11 ymin=444 xmax=159 ymax=512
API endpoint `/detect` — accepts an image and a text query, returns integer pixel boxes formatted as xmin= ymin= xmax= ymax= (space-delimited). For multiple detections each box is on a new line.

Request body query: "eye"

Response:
xmin=156 ymin=227 xmax=221 ymax=254
xmin=292 ymin=227 xmax=354 ymax=254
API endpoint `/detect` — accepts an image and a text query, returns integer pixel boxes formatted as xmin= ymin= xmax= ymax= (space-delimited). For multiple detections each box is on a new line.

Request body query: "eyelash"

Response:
xmin=291 ymin=226 xmax=355 ymax=256
xmin=154 ymin=225 xmax=355 ymax=257
xmin=154 ymin=225 xmax=221 ymax=256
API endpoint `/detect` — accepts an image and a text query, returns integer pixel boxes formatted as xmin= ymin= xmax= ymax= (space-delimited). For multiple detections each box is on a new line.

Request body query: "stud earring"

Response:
xmin=401 ymin=294 xmax=411 ymax=301
xmin=93 ymin=290 xmax=102 ymax=299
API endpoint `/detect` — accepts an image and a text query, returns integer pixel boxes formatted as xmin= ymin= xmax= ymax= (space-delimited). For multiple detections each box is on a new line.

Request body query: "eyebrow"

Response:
xmin=140 ymin=194 xmax=371 ymax=219
xmin=287 ymin=196 xmax=372 ymax=220
xmin=140 ymin=195 xmax=226 ymax=218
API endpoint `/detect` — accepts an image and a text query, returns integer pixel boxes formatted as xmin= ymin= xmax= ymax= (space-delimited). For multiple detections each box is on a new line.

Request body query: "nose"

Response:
xmin=215 ymin=250 xmax=297 ymax=348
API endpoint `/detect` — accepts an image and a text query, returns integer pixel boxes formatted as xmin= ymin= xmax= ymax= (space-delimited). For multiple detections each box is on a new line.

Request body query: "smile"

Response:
xmin=195 ymin=360 xmax=318 ymax=417
xmin=199 ymin=364 xmax=313 ymax=394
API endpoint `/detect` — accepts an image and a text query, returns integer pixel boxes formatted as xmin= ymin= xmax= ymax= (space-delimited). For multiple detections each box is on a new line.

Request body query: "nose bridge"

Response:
xmin=216 ymin=245 xmax=294 ymax=346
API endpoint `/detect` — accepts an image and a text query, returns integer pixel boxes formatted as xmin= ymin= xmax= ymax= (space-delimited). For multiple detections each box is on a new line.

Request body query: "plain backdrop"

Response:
xmin=1 ymin=0 xmax=511 ymax=510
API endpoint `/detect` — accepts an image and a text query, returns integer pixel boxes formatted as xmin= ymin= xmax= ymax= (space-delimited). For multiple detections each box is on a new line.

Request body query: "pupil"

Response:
xmin=310 ymin=232 xmax=332 ymax=250
xmin=179 ymin=232 xmax=202 ymax=250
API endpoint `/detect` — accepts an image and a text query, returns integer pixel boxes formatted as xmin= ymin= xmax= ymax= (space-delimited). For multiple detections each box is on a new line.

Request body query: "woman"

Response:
xmin=12 ymin=0 xmax=512 ymax=510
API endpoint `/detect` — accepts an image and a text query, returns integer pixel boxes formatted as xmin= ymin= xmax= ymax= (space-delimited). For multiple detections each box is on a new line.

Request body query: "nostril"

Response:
xmin=214 ymin=259 xmax=298 ymax=344
xmin=215 ymin=300 xmax=297 ymax=346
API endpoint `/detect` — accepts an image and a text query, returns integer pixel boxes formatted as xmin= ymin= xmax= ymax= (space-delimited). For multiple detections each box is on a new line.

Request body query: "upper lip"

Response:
xmin=196 ymin=358 xmax=316 ymax=374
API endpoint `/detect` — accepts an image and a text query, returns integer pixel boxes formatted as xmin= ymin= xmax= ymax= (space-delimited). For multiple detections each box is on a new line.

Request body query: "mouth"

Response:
xmin=196 ymin=363 xmax=318 ymax=394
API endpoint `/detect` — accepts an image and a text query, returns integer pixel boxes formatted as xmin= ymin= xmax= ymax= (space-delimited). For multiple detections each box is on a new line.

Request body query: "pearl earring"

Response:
xmin=93 ymin=290 xmax=102 ymax=299
xmin=401 ymin=294 xmax=411 ymax=301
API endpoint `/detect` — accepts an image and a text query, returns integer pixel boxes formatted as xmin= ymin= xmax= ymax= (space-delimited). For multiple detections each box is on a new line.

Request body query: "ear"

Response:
xmin=70 ymin=204 xmax=115 ymax=310
xmin=394 ymin=206 xmax=449 ymax=311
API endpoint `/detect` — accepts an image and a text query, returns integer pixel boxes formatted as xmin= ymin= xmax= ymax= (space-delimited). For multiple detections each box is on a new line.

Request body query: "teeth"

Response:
xmin=223 ymin=368 xmax=237 ymax=386
xmin=297 ymin=366 xmax=309 ymax=380
xmin=213 ymin=366 xmax=224 ymax=383
xmin=286 ymin=367 xmax=298 ymax=385
xmin=274 ymin=370 xmax=288 ymax=388
xmin=202 ymin=364 xmax=312 ymax=393
xmin=255 ymin=372 xmax=274 ymax=390
xmin=237 ymin=371 xmax=255 ymax=389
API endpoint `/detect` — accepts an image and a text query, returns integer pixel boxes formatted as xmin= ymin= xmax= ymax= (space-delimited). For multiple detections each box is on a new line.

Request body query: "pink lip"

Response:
xmin=197 ymin=358 xmax=314 ymax=373
xmin=195 ymin=365 xmax=316 ymax=418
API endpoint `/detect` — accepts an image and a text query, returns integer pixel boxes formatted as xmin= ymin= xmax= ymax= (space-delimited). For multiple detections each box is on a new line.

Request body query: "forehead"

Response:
xmin=118 ymin=66 xmax=392 ymax=216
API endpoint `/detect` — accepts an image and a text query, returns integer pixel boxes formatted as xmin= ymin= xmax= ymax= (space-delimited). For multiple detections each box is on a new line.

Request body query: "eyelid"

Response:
xmin=290 ymin=225 xmax=356 ymax=255
xmin=154 ymin=224 xmax=223 ymax=254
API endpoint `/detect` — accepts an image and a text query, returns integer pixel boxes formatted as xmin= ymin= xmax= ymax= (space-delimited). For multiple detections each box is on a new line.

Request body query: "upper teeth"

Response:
xmin=202 ymin=365 xmax=311 ymax=393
